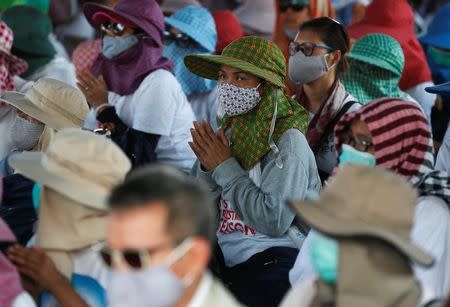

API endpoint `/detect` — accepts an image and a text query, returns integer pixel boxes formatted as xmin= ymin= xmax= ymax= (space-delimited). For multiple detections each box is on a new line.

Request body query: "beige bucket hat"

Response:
xmin=0 ymin=78 xmax=89 ymax=130
xmin=8 ymin=129 xmax=132 ymax=210
xmin=289 ymin=165 xmax=434 ymax=267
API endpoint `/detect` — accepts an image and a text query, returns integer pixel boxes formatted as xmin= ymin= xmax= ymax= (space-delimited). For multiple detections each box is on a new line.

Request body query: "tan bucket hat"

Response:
xmin=0 ymin=78 xmax=89 ymax=130
xmin=8 ymin=129 xmax=132 ymax=210
xmin=288 ymin=165 xmax=434 ymax=267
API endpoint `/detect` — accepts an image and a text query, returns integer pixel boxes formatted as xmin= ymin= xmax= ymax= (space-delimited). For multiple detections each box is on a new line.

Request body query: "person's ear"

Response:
xmin=175 ymin=238 xmax=211 ymax=279
xmin=328 ymin=50 xmax=341 ymax=68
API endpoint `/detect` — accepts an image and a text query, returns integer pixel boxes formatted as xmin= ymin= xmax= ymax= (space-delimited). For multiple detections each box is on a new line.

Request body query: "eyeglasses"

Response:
xmin=163 ymin=30 xmax=196 ymax=48
xmin=289 ymin=41 xmax=333 ymax=57
xmin=279 ymin=0 xmax=307 ymax=12
xmin=100 ymin=243 xmax=171 ymax=270
xmin=342 ymin=134 xmax=373 ymax=152
xmin=101 ymin=22 xmax=126 ymax=36
xmin=99 ymin=238 xmax=192 ymax=270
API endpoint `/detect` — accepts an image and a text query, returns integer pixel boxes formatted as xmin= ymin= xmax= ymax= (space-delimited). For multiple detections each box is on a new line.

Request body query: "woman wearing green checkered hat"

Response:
xmin=288 ymin=17 xmax=361 ymax=183
xmin=186 ymin=36 xmax=321 ymax=307
xmin=343 ymin=33 xmax=418 ymax=105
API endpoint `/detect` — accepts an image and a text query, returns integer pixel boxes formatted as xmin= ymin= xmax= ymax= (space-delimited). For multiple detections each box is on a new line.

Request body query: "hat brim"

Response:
xmin=83 ymin=3 xmax=162 ymax=47
xmin=165 ymin=18 xmax=215 ymax=52
xmin=288 ymin=200 xmax=434 ymax=267
xmin=8 ymin=152 xmax=108 ymax=211
xmin=419 ymin=33 xmax=450 ymax=50
xmin=0 ymin=92 xmax=81 ymax=130
xmin=346 ymin=52 xmax=400 ymax=76
xmin=425 ymin=82 xmax=450 ymax=95
xmin=184 ymin=54 xmax=285 ymax=88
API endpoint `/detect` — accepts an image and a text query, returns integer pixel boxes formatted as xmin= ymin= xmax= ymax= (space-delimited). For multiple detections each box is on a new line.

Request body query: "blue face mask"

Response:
xmin=310 ymin=231 xmax=339 ymax=284
xmin=339 ymin=144 xmax=376 ymax=167
xmin=32 ymin=183 xmax=42 ymax=214
xmin=102 ymin=35 xmax=139 ymax=59
xmin=163 ymin=42 xmax=216 ymax=96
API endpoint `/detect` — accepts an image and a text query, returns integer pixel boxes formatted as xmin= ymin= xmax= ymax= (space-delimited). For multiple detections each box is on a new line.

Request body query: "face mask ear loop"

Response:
xmin=268 ymin=89 xmax=283 ymax=169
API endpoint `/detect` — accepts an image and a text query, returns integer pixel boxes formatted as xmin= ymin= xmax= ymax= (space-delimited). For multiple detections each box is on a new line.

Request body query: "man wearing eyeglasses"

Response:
xmin=104 ymin=165 xmax=242 ymax=307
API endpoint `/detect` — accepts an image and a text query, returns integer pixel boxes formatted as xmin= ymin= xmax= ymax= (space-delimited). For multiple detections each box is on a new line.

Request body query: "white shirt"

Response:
xmin=436 ymin=123 xmax=450 ymax=173
xmin=405 ymin=82 xmax=436 ymax=125
xmin=289 ymin=196 xmax=450 ymax=306
xmin=187 ymin=272 xmax=213 ymax=307
xmin=27 ymin=57 xmax=77 ymax=86
xmin=84 ymin=69 xmax=196 ymax=173
xmin=12 ymin=292 xmax=37 ymax=307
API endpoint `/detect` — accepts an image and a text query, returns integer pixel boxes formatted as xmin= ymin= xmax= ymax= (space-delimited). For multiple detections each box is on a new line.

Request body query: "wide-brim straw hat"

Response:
xmin=9 ymin=129 xmax=131 ymax=210
xmin=184 ymin=36 xmax=286 ymax=88
xmin=0 ymin=78 xmax=89 ymax=130
xmin=289 ymin=165 xmax=434 ymax=267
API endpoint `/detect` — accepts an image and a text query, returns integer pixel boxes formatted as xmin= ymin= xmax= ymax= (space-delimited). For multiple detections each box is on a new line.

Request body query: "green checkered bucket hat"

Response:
xmin=185 ymin=36 xmax=309 ymax=170
xmin=347 ymin=34 xmax=405 ymax=76
xmin=344 ymin=34 xmax=406 ymax=104
xmin=184 ymin=36 xmax=286 ymax=88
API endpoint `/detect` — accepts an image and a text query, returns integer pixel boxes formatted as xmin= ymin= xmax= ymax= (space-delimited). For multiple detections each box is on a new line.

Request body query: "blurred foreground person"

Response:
xmin=282 ymin=165 xmax=433 ymax=307
xmin=104 ymin=165 xmax=242 ymax=307
xmin=7 ymin=129 xmax=131 ymax=307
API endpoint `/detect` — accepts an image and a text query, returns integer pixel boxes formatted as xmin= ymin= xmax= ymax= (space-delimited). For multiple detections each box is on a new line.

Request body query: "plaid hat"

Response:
xmin=344 ymin=34 xmax=406 ymax=104
xmin=0 ymin=22 xmax=28 ymax=78
xmin=347 ymin=34 xmax=404 ymax=76
xmin=186 ymin=36 xmax=309 ymax=169
xmin=185 ymin=36 xmax=286 ymax=88
xmin=165 ymin=6 xmax=217 ymax=52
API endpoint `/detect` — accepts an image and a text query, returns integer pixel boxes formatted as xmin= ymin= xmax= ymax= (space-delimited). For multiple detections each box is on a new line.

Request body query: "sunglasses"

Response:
xmin=163 ymin=30 xmax=196 ymax=48
xmin=100 ymin=238 xmax=193 ymax=270
xmin=101 ymin=22 xmax=126 ymax=36
xmin=279 ymin=1 xmax=307 ymax=12
xmin=289 ymin=41 xmax=333 ymax=57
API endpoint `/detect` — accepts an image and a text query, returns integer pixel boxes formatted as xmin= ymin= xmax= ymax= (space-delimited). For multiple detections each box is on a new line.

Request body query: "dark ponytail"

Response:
xmin=299 ymin=17 xmax=350 ymax=78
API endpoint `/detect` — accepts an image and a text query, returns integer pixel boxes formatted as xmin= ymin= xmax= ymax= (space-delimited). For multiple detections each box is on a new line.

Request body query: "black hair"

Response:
xmin=108 ymin=165 xmax=217 ymax=244
xmin=299 ymin=17 xmax=351 ymax=77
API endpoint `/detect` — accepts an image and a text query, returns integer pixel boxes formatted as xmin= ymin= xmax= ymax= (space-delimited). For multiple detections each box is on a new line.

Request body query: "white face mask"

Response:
xmin=11 ymin=115 xmax=44 ymax=151
xmin=102 ymin=35 xmax=139 ymax=59
xmin=288 ymin=51 xmax=335 ymax=85
xmin=107 ymin=239 xmax=194 ymax=307
xmin=218 ymin=82 xmax=262 ymax=117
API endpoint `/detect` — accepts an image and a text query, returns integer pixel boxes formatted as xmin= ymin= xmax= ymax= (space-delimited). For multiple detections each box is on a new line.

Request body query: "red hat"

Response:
xmin=212 ymin=10 xmax=244 ymax=54
xmin=348 ymin=0 xmax=431 ymax=90
xmin=0 ymin=22 xmax=28 ymax=77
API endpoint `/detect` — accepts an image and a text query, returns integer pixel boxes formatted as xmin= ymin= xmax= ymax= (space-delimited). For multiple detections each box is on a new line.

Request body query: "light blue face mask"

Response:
xmin=338 ymin=144 xmax=376 ymax=167
xmin=102 ymin=35 xmax=139 ymax=59
xmin=162 ymin=42 xmax=216 ymax=96
xmin=32 ymin=183 xmax=42 ymax=214
xmin=310 ymin=231 xmax=339 ymax=284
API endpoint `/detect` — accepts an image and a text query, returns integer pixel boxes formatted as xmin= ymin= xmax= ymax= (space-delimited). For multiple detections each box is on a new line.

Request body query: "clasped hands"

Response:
xmin=189 ymin=120 xmax=232 ymax=171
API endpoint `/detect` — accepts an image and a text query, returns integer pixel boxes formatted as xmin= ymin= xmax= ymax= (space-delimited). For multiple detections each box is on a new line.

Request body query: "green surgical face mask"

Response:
xmin=310 ymin=231 xmax=339 ymax=284
xmin=428 ymin=46 xmax=450 ymax=67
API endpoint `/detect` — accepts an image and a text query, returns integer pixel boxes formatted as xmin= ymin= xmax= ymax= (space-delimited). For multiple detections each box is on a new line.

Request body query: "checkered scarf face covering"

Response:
xmin=222 ymin=85 xmax=309 ymax=170
xmin=343 ymin=59 xmax=406 ymax=104
xmin=335 ymin=99 xmax=450 ymax=203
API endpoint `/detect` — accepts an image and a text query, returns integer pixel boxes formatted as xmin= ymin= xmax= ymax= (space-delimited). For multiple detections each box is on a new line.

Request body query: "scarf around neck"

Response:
xmin=91 ymin=38 xmax=172 ymax=96
xmin=298 ymin=81 xmax=352 ymax=151
xmin=335 ymin=98 xmax=450 ymax=203
xmin=222 ymin=85 xmax=309 ymax=170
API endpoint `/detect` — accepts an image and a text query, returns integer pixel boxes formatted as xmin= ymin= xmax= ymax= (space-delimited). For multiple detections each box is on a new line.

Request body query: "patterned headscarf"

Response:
xmin=0 ymin=218 xmax=23 ymax=306
xmin=335 ymin=99 xmax=450 ymax=202
xmin=185 ymin=36 xmax=310 ymax=170
xmin=343 ymin=34 xmax=407 ymax=104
